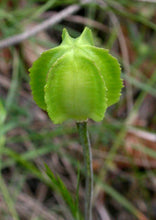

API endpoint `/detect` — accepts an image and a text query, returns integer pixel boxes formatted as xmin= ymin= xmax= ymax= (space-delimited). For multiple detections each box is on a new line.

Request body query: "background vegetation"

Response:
xmin=0 ymin=0 xmax=156 ymax=219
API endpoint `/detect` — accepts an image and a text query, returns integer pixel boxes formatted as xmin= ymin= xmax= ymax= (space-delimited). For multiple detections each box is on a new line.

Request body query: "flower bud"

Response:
xmin=29 ymin=27 xmax=123 ymax=124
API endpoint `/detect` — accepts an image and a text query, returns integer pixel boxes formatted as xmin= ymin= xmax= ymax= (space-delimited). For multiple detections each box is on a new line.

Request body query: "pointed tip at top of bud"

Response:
xmin=61 ymin=28 xmax=73 ymax=45
xmin=62 ymin=28 xmax=69 ymax=40
xmin=76 ymin=27 xmax=94 ymax=45
xmin=61 ymin=27 xmax=94 ymax=46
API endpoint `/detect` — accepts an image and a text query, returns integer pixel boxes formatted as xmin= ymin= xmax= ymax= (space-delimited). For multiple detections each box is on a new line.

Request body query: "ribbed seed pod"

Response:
xmin=29 ymin=27 xmax=123 ymax=124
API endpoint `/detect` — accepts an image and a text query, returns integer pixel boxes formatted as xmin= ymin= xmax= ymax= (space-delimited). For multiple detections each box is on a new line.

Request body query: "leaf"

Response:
xmin=45 ymin=50 xmax=107 ymax=124
xmin=29 ymin=46 xmax=66 ymax=110
xmin=81 ymin=45 xmax=123 ymax=106
xmin=45 ymin=164 xmax=83 ymax=220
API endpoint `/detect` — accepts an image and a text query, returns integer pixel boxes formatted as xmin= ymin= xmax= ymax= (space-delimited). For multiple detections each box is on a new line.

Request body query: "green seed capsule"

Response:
xmin=29 ymin=27 xmax=123 ymax=124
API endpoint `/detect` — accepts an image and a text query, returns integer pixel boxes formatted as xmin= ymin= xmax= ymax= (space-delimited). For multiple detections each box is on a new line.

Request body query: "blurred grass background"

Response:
xmin=0 ymin=0 xmax=156 ymax=219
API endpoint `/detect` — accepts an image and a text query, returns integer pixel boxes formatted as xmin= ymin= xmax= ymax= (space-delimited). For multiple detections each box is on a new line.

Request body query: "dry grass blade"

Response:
xmin=16 ymin=192 xmax=63 ymax=220
xmin=0 ymin=4 xmax=80 ymax=49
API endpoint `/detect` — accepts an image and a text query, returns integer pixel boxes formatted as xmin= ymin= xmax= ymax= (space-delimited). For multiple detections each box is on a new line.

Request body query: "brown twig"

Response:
xmin=0 ymin=4 xmax=80 ymax=49
xmin=43 ymin=12 xmax=108 ymax=32
xmin=138 ymin=0 xmax=156 ymax=2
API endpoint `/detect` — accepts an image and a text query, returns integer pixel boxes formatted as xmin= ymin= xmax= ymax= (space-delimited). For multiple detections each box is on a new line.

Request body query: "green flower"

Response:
xmin=29 ymin=27 xmax=123 ymax=124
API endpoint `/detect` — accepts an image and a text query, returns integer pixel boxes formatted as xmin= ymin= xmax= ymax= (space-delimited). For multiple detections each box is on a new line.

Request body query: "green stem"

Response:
xmin=77 ymin=122 xmax=93 ymax=220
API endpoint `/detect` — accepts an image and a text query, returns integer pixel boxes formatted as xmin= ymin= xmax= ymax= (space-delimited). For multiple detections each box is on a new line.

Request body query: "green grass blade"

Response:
xmin=75 ymin=163 xmax=81 ymax=220
xmin=45 ymin=164 xmax=83 ymax=220
xmin=97 ymin=179 xmax=147 ymax=220
xmin=0 ymin=174 xmax=20 ymax=220
xmin=132 ymin=143 xmax=156 ymax=159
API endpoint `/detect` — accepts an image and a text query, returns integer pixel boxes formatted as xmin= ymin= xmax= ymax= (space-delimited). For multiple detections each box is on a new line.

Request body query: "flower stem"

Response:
xmin=77 ymin=122 xmax=93 ymax=220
